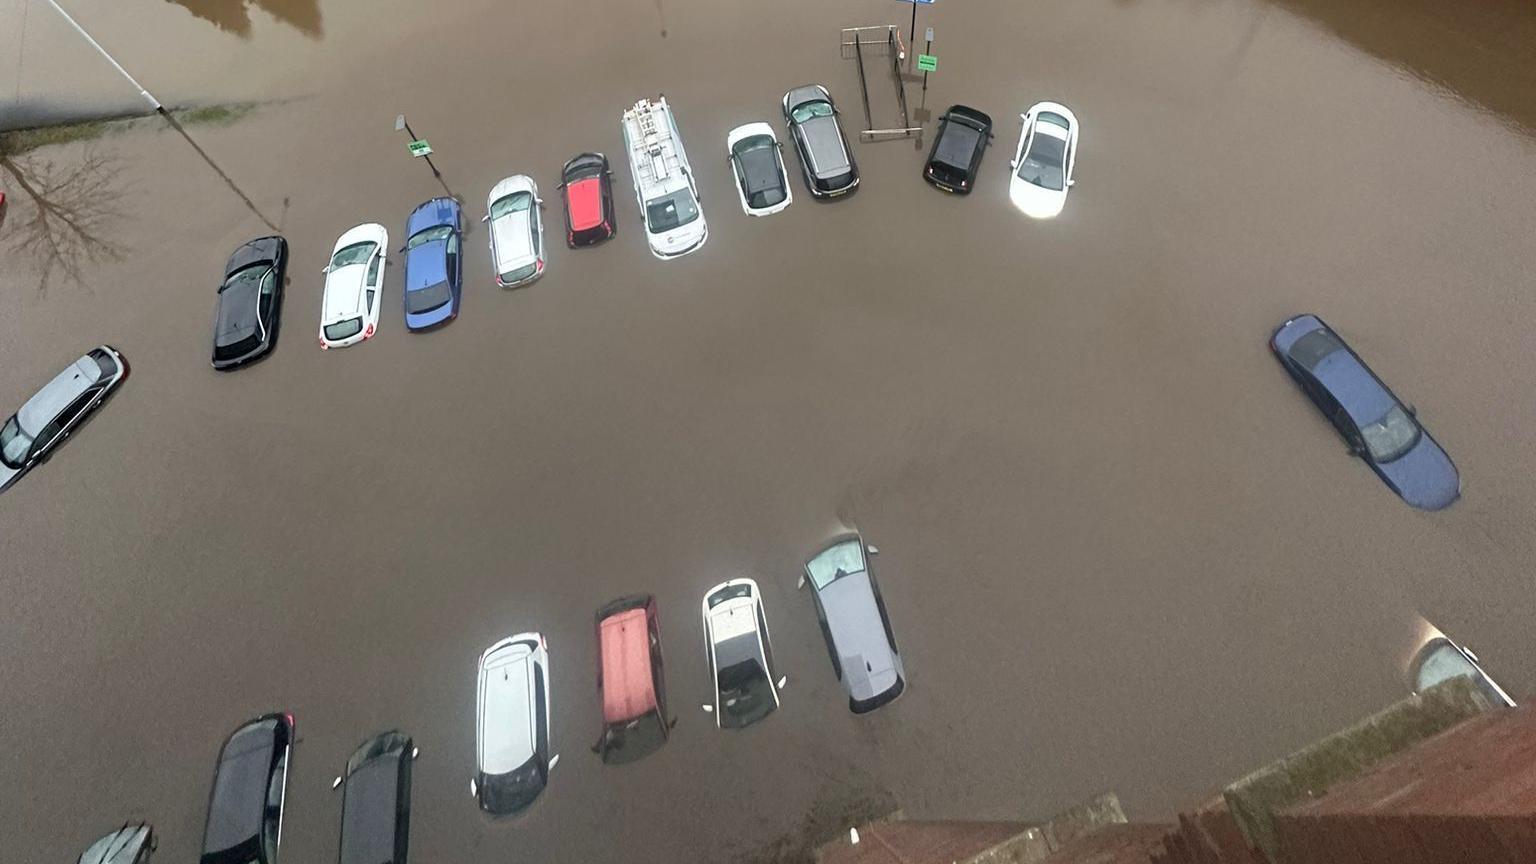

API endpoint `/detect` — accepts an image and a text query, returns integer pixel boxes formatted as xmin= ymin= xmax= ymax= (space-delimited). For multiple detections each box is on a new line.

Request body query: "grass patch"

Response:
xmin=0 ymin=120 xmax=111 ymax=156
xmin=174 ymin=102 xmax=256 ymax=127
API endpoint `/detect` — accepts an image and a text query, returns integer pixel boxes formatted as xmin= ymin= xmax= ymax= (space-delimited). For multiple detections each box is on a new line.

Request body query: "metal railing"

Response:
xmin=839 ymin=25 xmax=922 ymax=142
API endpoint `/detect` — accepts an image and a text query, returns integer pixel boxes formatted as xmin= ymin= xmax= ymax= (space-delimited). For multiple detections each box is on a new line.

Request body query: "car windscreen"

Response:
xmin=406 ymin=225 xmax=453 ymax=250
xmin=791 ymin=100 xmax=833 ymax=124
xmin=330 ymin=241 xmax=376 ymax=270
xmin=325 ymin=317 xmax=364 ymax=341
xmin=806 ymin=540 xmax=865 ymax=591
xmin=202 ymin=742 xmax=273 ymax=856
xmin=1414 ymin=642 xmax=1483 ymax=692
xmin=1017 ymin=132 xmax=1066 ymax=190
xmin=481 ymin=755 xmax=545 ymax=813
xmin=1287 ymin=328 xmax=1347 ymax=371
xmin=600 ymin=711 xmax=667 ymax=765
xmin=406 ymin=281 xmax=453 ymax=314
xmin=1 ymin=415 xmax=33 ymax=468
xmin=501 ymin=262 xmax=538 ymax=285
xmin=491 ymin=191 xmax=533 ymax=221
xmin=645 ymin=189 xmax=700 ymax=233
xmin=708 ymin=583 xmax=753 ymax=608
xmin=1360 ymin=404 xmax=1421 ymax=463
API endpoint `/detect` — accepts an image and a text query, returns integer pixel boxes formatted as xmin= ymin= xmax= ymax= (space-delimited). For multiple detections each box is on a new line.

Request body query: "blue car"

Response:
xmin=1270 ymin=314 xmax=1459 ymax=510
xmin=402 ymin=197 xmax=463 ymax=331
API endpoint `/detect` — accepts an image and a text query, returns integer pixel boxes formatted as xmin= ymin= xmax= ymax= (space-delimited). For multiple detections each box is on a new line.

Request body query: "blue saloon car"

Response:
xmin=402 ymin=198 xmax=463 ymax=330
xmin=1270 ymin=314 xmax=1459 ymax=510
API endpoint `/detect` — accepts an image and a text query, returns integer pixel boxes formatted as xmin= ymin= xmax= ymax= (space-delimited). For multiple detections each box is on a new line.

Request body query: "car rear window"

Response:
xmin=325 ymin=318 xmax=363 ymax=341
xmin=1288 ymin=328 xmax=1347 ymax=372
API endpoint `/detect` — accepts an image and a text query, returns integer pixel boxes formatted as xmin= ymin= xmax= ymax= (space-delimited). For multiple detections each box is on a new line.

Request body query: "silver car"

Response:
xmin=1 ymin=345 xmax=128 ymax=493
xmin=471 ymin=633 xmax=557 ymax=815
xmin=77 ymin=823 xmax=155 ymax=864
xmin=701 ymin=578 xmax=786 ymax=729
xmin=799 ymin=533 xmax=905 ymax=713
xmin=1408 ymin=634 xmax=1515 ymax=707
xmin=782 ymin=85 xmax=859 ymax=198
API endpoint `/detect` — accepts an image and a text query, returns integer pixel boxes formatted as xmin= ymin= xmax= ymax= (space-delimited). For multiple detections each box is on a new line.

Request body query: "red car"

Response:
xmin=558 ymin=152 xmax=616 ymax=247
xmin=591 ymin=594 xmax=674 ymax=764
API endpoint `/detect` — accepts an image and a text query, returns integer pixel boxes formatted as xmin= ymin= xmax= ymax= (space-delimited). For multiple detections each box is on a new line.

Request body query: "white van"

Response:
xmin=621 ymin=96 xmax=708 ymax=259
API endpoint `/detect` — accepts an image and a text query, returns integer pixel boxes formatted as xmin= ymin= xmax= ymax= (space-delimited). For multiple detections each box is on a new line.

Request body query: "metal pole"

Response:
xmin=909 ymin=2 xmax=917 ymax=67
xmin=395 ymin=115 xmax=443 ymax=180
xmin=42 ymin=0 xmax=161 ymax=112
xmin=923 ymin=37 xmax=931 ymax=92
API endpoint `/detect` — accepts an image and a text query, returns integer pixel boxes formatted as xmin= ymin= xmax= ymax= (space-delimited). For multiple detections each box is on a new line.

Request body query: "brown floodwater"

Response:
xmin=3 ymin=0 xmax=1536 ymax=861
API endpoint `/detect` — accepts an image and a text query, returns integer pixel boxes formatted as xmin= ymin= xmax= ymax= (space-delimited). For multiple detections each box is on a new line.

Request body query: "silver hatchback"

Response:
xmin=1 ymin=345 xmax=128 ymax=494
xmin=472 ymin=633 xmax=557 ymax=815
xmin=799 ymin=533 xmax=905 ymax=713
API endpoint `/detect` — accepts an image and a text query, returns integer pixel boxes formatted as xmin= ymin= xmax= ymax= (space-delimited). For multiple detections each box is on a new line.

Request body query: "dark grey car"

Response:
xmin=212 ymin=236 xmax=288 ymax=370
xmin=333 ymin=731 xmax=416 ymax=864
xmin=0 ymin=345 xmax=128 ymax=494
xmin=800 ymin=533 xmax=905 ymax=713
xmin=782 ymin=85 xmax=859 ymax=198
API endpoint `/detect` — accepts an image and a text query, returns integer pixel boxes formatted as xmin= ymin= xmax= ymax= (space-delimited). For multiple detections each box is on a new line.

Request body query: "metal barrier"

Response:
xmin=839 ymin=25 xmax=922 ymax=142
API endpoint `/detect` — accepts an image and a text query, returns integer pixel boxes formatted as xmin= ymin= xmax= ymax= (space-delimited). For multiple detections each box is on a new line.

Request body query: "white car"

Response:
xmin=726 ymin=123 xmax=792 ymax=217
xmin=472 ymin=632 xmax=558 ymax=815
xmin=700 ymin=578 xmax=786 ymax=729
xmin=318 ymin=223 xmax=387 ymax=349
xmin=1009 ymin=102 xmax=1079 ymax=219
xmin=485 ymin=175 xmax=546 ymax=288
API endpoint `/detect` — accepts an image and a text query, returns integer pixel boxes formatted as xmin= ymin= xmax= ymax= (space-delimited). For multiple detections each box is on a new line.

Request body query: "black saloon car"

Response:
xmin=925 ymin=105 xmax=993 ymax=193
xmin=212 ymin=236 xmax=287 ymax=370
xmin=335 ymin=731 xmax=416 ymax=864
xmin=200 ymin=714 xmax=293 ymax=864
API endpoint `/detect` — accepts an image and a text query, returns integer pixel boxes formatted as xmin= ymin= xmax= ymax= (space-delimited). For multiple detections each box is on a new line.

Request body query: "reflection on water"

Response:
xmin=0 ymin=148 xmax=126 ymax=293
xmin=163 ymin=0 xmax=323 ymax=39
xmin=1267 ymin=0 xmax=1536 ymax=135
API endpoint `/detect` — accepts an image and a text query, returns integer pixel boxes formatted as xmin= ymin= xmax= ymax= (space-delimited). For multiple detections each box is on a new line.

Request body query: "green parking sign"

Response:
xmin=917 ymin=54 xmax=937 ymax=72
xmin=408 ymin=139 xmax=433 ymax=157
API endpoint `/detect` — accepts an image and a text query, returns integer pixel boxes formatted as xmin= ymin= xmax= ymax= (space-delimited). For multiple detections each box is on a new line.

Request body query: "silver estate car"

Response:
xmin=1 ymin=345 xmax=128 ymax=494
xmin=799 ymin=534 xmax=905 ymax=713
xmin=472 ymin=633 xmax=557 ymax=815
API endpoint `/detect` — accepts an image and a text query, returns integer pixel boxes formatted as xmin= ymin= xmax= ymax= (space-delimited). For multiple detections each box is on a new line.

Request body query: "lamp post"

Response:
xmin=43 ymin=0 xmax=162 ymax=113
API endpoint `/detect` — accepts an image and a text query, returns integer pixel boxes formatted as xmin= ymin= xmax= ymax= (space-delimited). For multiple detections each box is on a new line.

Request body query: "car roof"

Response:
xmin=1287 ymin=327 xmax=1397 ymax=426
xmin=737 ymin=144 xmax=784 ymax=195
xmin=599 ymin=607 xmax=657 ymax=722
xmin=490 ymin=206 xmax=536 ymax=269
xmin=479 ymin=640 xmax=537 ymax=773
xmin=204 ymin=720 xmax=278 ymax=855
xmin=934 ymin=118 xmax=983 ymax=169
xmin=800 ymin=116 xmax=850 ymax=177
xmin=406 ymin=197 xmax=459 ymax=237
xmin=340 ymin=754 xmax=401 ymax=864
xmin=819 ymin=571 xmax=896 ymax=697
xmin=567 ymin=177 xmax=605 ymax=230
xmin=16 ymin=356 xmax=97 ymax=435
xmin=405 ymin=242 xmax=448 ymax=292
xmin=215 ymin=276 xmax=262 ymax=344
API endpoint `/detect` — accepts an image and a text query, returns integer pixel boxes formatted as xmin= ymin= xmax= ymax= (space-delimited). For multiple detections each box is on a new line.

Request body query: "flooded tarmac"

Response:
xmin=4 ymin=0 xmax=1536 ymax=861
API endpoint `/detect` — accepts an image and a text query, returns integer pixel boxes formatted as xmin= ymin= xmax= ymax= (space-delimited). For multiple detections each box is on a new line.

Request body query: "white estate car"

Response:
xmin=318 ymin=223 xmax=387 ymax=349
xmin=485 ymin=175 xmax=546 ymax=288
xmin=726 ymin=123 xmax=792 ymax=217
xmin=472 ymin=632 xmax=558 ymax=815
xmin=1009 ymin=102 xmax=1079 ymax=219
xmin=701 ymin=579 xmax=786 ymax=729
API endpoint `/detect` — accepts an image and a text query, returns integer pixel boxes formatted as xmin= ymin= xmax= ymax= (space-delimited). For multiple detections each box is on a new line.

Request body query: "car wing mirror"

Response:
xmin=320 ymin=265 xmax=330 ymax=274
xmin=701 ymin=704 xmax=714 ymax=713
xmin=668 ymin=716 xmax=679 ymax=729
xmin=1068 ymin=179 xmax=1076 ymax=187
xmin=797 ymin=574 xmax=807 ymax=590
xmin=866 ymin=544 xmax=879 ymax=556
xmin=331 ymin=776 xmax=343 ymax=790
xmin=777 ymin=675 xmax=788 ymax=690
xmin=411 ymin=746 xmax=420 ymax=760
xmin=481 ymin=214 xmax=489 ymax=223
xmin=468 ymin=777 xmax=477 ymax=797
xmin=549 ymin=753 xmax=561 ymax=770
xmin=1406 ymin=403 xmax=1417 ymax=417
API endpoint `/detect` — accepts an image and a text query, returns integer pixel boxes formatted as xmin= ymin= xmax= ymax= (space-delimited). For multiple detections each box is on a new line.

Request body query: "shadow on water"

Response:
xmin=1263 ymin=0 xmax=1536 ymax=135
xmin=0 ymin=147 xmax=126 ymax=294
xmin=162 ymin=0 xmax=323 ymax=39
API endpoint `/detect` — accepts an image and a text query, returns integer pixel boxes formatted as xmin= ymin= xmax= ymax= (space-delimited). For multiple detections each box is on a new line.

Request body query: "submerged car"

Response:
xmin=726 ymin=123 xmax=792 ymax=216
xmin=199 ymin=714 xmax=294 ymax=864
xmin=800 ymin=534 xmax=905 ymax=713
xmin=77 ymin=823 xmax=155 ymax=864
xmin=1409 ymin=635 xmax=1514 ymax=707
xmin=701 ymin=579 xmax=786 ymax=729
xmin=591 ymin=594 xmax=675 ymax=764
xmin=319 ymin=224 xmax=388 ymax=349
xmin=622 ymin=96 xmax=708 ymax=259
xmin=924 ymin=105 xmax=993 ymax=193
xmin=1270 ymin=314 xmax=1459 ymax=510
xmin=213 ymin=236 xmax=288 ymax=369
xmin=0 ymin=345 xmax=128 ymax=494
xmin=334 ymin=731 xmax=417 ymax=864
xmin=783 ymin=85 xmax=858 ymax=198
xmin=485 ymin=175 xmax=546 ymax=288
xmin=472 ymin=633 xmax=558 ymax=815
xmin=1009 ymin=102 xmax=1078 ymax=218
xmin=402 ymin=198 xmax=463 ymax=330
xmin=559 ymin=152 xmax=617 ymax=247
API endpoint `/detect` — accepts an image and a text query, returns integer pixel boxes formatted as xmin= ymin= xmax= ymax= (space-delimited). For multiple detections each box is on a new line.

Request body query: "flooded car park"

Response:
xmin=5 ymin=0 xmax=1536 ymax=862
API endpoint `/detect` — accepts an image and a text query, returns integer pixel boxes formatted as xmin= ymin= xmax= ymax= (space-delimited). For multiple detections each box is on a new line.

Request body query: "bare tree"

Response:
xmin=0 ymin=146 xmax=126 ymax=294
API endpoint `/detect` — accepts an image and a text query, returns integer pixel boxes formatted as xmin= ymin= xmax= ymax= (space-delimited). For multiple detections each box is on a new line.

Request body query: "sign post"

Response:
xmin=923 ymin=27 xmax=934 ymax=91
xmin=395 ymin=113 xmax=443 ymax=181
xmin=897 ymin=0 xmax=936 ymax=68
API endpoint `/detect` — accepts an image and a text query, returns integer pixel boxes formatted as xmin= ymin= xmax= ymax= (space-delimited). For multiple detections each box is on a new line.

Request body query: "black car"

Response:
xmin=200 ymin=714 xmax=294 ymax=864
xmin=925 ymin=105 xmax=993 ymax=193
xmin=212 ymin=236 xmax=287 ymax=370
xmin=558 ymin=152 xmax=617 ymax=247
xmin=782 ymin=85 xmax=859 ymax=198
xmin=335 ymin=731 xmax=415 ymax=864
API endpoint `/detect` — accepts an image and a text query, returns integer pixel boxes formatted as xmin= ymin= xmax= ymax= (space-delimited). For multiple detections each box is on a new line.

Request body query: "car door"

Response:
xmin=57 ymin=390 xmax=98 ymax=438
xmin=809 ymin=587 xmax=842 ymax=680
xmin=256 ymin=267 xmax=276 ymax=330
